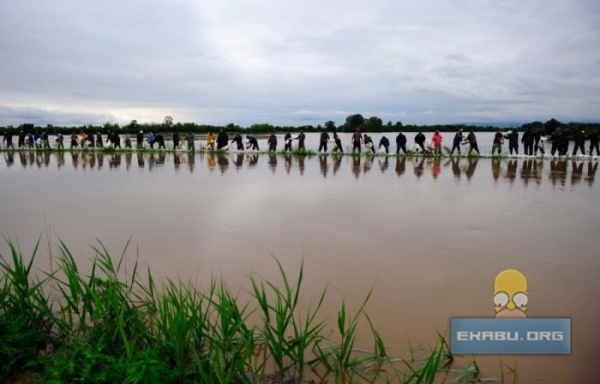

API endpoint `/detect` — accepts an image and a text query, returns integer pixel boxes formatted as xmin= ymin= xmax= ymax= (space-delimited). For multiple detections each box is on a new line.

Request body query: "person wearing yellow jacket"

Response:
xmin=206 ymin=131 xmax=216 ymax=150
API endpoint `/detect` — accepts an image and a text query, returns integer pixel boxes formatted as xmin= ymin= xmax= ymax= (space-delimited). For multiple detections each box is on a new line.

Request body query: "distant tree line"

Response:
xmin=2 ymin=115 xmax=599 ymax=136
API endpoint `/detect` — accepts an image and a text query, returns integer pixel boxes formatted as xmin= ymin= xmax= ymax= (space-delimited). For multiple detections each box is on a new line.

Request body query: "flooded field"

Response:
xmin=1 ymin=150 xmax=599 ymax=382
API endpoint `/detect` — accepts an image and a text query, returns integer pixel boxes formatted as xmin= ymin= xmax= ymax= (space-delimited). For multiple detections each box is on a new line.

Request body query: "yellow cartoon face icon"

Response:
xmin=494 ymin=269 xmax=528 ymax=318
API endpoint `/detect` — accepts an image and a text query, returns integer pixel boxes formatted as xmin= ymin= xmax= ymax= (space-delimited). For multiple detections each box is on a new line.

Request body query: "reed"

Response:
xmin=0 ymin=239 xmax=493 ymax=383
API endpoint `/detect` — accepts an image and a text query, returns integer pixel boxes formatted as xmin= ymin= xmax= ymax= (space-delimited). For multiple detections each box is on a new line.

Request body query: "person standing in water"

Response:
xmin=284 ymin=132 xmax=293 ymax=151
xmin=466 ymin=130 xmax=480 ymax=155
xmin=414 ymin=132 xmax=426 ymax=153
xmin=216 ymin=129 xmax=229 ymax=150
xmin=173 ymin=132 xmax=181 ymax=149
xmin=295 ymin=131 xmax=306 ymax=151
xmin=333 ymin=132 xmax=343 ymax=153
xmin=589 ymin=128 xmax=599 ymax=156
xmin=378 ymin=136 xmax=390 ymax=154
xmin=137 ymin=130 xmax=144 ymax=149
xmin=504 ymin=130 xmax=519 ymax=155
xmin=492 ymin=129 xmax=503 ymax=155
xmin=431 ymin=131 xmax=443 ymax=154
xmin=451 ymin=129 xmax=464 ymax=155
xmin=231 ymin=132 xmax=244 ymax=150
xmin=521 ymin=127 xmax=534 ymax=156
xmin=352 ymin=128 xmax=362 ymax=153
xmin=267 ymin=132 xmax=277 ymax=151
xmin=319 ymin=130 xmax=330 ymax=153
xmin=206 ymin=130 xmax=216 ymax=150
xmin=246 ymin=135 xmax=259 ymax=150
xmin=96 ymin=132 xmax=104 ymax=148
xmin=185 ymin=131 xmax=195 ymax=151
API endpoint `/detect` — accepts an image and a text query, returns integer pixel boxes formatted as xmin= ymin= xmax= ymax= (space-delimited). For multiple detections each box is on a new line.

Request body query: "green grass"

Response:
xmin=0 ymin=239 xmax=494 ymax=383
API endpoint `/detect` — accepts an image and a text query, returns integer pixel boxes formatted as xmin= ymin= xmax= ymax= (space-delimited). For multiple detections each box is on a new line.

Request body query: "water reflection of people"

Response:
xmin=549 ymin=160 xmax=567 ymax=186
xmin=187 ymin=152 xmax=195 ymax=173
xmin=4 ymin=152 xmax=14 ymax=167
xmin=491 ymin=158 xmax=501 ymax=182
xmin=451 ymin=157 xmax=461 ymax=180
xmin=319 ymin=154 xmax=328 ymax=177
xmin=174 ymin=153 xmax=182 ymax=171
xmin=332 ymin=154 xmax=342 ymax=175
xmin=109 ymin=153 xmax=122 ymax=169
xmin=97 ymin=152 xmax=104 ymax=169
xmin=431 ymin=157 xmax=441 ymax=179
xmin=413 ymin=158 xmax=425 ymax=179
xmin=363 ymin=155 xmax=373 ymax=174
xmin=234 ymin=153 xmax=245 ymax=171
xmin=586 ymin=162 xmax=597 ymax=187
xmin=19 ymin=152 xmax=27 ymax=168
xmin=207 ymin=152 xmax=216 ymax=172
xmin=395 ymin=157 xmax=406 ymax=177
xmin=297 ymin=155 xmax=305 ymax=175
xmin=268 ymin=153 xmax=277 ymax=173
xmin=571 ymin=161 xmax=583 ymax=186
xmin=71 ymin=152 xmax=79 ymax=169
xmin=505 ymin=160 xmax=517 ymax=186
xmin=87 ymin=153 xmax=96 ymax=169
xmin=137 ymin=153 xmax=145 ymax=168
xmin=532 ymin=160 xmax=543 ymax=185
xmin=352 ymin=156 xmax=361 ymax=179
xmin=284 ymin=154 xmax=292 ymax=175
xmin=125 ymin=152 xmax=132 ymax=170
xmin=248 ymin=153 xmax=259 ymax=168
xmin=217 ymin=152 xmax=229 ymax=173
xmin=520 ymin=159 xmax=533 ymax=186
xmin=464 ymin=157 xmax=477 ymax=180
xmin=378 ymin=157 xmax=388 ymax=173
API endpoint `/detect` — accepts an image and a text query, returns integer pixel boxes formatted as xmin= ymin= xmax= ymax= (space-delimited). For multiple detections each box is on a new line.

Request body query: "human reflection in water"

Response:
xmin=571 ymin=161 xmax=583 ymax=186
xmin=395 ymin=157 xmax=406 ymax=178
xmin=451 ymin=157 xmax=461 ymax=180
xmin=109 ymin=153 xmax=122 ymax=169
xmin=332 ymin=154 xmax=342 ymax=175
xmin=491 ymin=158 xmax=501 ymax=182
xmin=431 ymin=157 xmax=441 ymax=180
xmin=234 ymin=153 xmax=245 ymax=171
xmin=378 ymin=157 xmax=389 ymax=174
xmin=207 ymin=152 xmax=216 ymax=172
xmin=505 ymin=160 xmax=517 ymax=186
xmin=248 ymin=153 xmax=259 ymax=169
xmin=284 ymin=154 xmax=292 ymax=175
xmin=217 ymin=152 xmax=229 ymax=174
xmin=87 ymin=152 xmax=96 ymax=170
xmin=465 ymin=157 xmax=478 ymax=181
xmin=549 ymin=160 xmax=567 ymax=187
xmin=4 ymin=152 xmax=14 ymax=168
xmin=187 ymin=152 xmax=195 ymax=173
xmin=319 ymin=154 xmax=328 ymax=177
xmin=586 ymin=162 xmax=597 ymax=187
xmin=19 ymin=152 xmax=27 ymax=168
xmin=413 ymin=158 xmax=425 ymax=179
xmin=97 ymin=152 xmax=104 ymax=170
xmin=124 ymin=152 xmax=131 ymax=170
xmin=268 ymin=153 xmax=277 ymax=174
xmin=352 ymin=156 xmax=361 ymax=179
xmin=137 ymin=152 xmax=145 ymax=169
xmin=71 ymin=152 xmax=79 ymax=169
xmin=43 ymin=152 xmax=51 ymax=168
xmin=174 ymin=153 xmax=182 ymax=172
xmin=297 ymin=155 xmax=305 ymax=176
xmin=531 ymin=160 xmax=543 ymax=185
xmin=363 ymin=155 xmax=373 ymax=175
xmin=520 ymin=159 xmax=533 ymax=186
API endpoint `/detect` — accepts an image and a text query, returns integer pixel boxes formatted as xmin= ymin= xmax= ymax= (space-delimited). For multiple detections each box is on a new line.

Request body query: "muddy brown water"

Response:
xmin=1 ymin=151 xmax=599 ymax=382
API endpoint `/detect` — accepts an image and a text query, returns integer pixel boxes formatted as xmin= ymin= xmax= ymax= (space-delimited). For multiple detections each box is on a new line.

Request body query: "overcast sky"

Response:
xmin=1 ymin=0 xmax=599 ymax=127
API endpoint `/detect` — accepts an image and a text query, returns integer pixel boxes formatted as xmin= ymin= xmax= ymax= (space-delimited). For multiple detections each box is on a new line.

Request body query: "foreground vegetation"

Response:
xmin=1 ymin=240 xmax=507 ymax=383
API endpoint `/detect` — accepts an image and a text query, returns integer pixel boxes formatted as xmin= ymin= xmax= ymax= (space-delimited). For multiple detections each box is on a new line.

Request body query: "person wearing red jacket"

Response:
xmin=431 ymin=131 xmax=443 ymax=154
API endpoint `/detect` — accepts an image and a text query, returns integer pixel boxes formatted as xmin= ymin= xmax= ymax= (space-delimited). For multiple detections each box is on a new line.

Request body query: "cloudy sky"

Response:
xmin=1 ymin=0 xmax=599 ymax=127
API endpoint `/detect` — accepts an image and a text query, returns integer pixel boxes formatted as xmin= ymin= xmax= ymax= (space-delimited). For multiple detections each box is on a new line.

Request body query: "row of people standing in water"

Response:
xmin=4 ymin=127 xmax=600 ymax=157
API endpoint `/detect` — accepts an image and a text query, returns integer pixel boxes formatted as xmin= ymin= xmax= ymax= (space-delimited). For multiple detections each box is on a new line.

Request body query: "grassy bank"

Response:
xmin=0 ymin=239 xmax=501 ymax=383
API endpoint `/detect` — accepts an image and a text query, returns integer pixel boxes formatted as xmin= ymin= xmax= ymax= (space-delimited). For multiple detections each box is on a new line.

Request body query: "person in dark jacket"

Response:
xmin=96 ymin=132 xmax=104 ymax=148
xmin=572 ymin=130 xmax=586 ymax=156
xmin=267 ymin=132 xmax=277 ymax=151
xmin=295 ymin=131 xmax=306 ymax=151
xmin=2 ymin=130 xmax=14 ymax=149
xmin=521 ymin=127 xmax=534 ymax=156
xmin=173 ymin=132 xmax=181 ymax=149
xmin=112 ymin=132 xmax=121 ymax=149
xmin=351 ymin=128 xmax=362 ymax=153
xmin=378 ymin=136 xmax=390 ymax=154
xmin=231 ymin=132 xmax=244 ymax=150
xmin=333 ymin=132 xmax=343 ymax=153
xmin=216 ymin=129 xmax=229 ymax=150
xmin=88 ymin=132 xmax=95 ymax=148
xmin=18 ymin=131 xmax=26 ymax=148
xmin=560 ymin=127 xmax=570 ymax=156
xmin=154 ymin=134 xmax=165 ymax=149
xmin=492 ymin=130 xmax=503 ymax=155
xmin=550 ymin=128 xmax=562 ymax=156
xmin=467 ymin=130 xmax=480 ymax=155
xmin=414 ymin=132 xmax=426 ymax=152
xmin=364 ymin=134 xmax=375 ymax=153
xmin=589 ymin=128 xmax=599 ymax=156
xmin=504 ymin=130 xmax=519 ymax=155
xmin=318 ymin=131 xmax=330 ymax=153
xmin=137 ymin=131 xmax=144 ymax=149
xmin=284 ymin=132 xmax=293 ymax=151
xmin=451 ymin=129 xmax=464 ymax=155
xmin=396 ymin=132 xmax=407 ymax=155
xmin=246 ymin=135 xmax=259 ymax=150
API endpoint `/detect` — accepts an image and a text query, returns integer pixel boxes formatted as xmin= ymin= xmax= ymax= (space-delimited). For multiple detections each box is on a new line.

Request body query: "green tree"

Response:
xmin=324 ymin=120 xmax=336 ymax=131
xmin=362 ymin=116 xmax=383 ymax=132
xmin=163 ymin=116 xmax=173 ymax=129
xmin=342 ymin=114 xmax=365 ymax=132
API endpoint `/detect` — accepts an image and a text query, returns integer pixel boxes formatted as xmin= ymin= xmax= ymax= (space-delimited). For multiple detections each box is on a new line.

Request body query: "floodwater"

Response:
xmin=1 ymin=149 xmax=599 ymax=383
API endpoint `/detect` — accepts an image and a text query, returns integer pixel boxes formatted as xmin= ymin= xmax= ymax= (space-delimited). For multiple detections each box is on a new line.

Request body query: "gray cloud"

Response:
xmin=0 ymin=0 xmax=598 ymax=127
